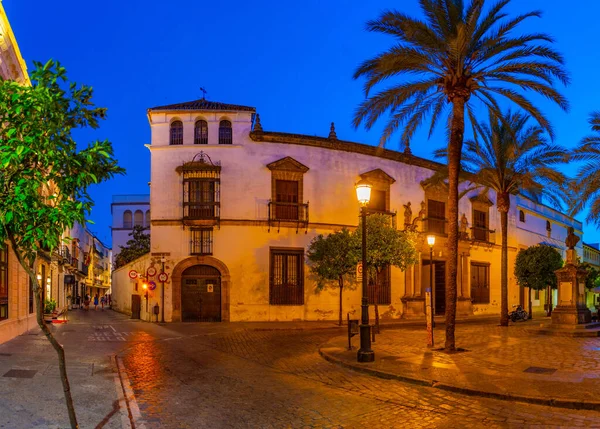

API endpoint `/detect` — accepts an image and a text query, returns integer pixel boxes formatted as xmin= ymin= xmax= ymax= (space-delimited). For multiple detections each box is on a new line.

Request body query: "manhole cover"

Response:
xmin=524 ymin=366 xmax=556 ymax=375
xmin=0 ymin=353 xmax=12 ymax=357
xmin=3 ymin=369 xmax=37 ymax=378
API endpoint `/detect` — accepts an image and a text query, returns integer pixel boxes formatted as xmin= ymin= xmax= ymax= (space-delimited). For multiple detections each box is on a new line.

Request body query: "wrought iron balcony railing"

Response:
xmin=183 ymin=202 xmax=221 ymax=221
xmin=268 ymin=201 xmax=309 ymax=234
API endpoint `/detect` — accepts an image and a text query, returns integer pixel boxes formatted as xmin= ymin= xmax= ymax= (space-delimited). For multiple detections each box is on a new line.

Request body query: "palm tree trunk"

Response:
xmin=498 ymin=194 xmax=510 ymax=326
xmin=445 ymin=97 xmax=466 ymax=352
xmin=338 ymin=276 xmax=343 ymax=326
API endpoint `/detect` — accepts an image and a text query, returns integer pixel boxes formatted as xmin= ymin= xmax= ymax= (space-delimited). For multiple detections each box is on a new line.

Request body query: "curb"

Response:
xmin=319 ymin=348 xmax=600 ymax=412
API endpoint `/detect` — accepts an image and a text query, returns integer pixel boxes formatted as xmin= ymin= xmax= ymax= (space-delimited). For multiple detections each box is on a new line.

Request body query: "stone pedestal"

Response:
xmin=552 ymin=263 xmax=591 ymax=326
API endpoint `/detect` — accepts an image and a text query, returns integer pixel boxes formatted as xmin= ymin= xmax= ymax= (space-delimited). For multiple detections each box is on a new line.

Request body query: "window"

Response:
xmin=170 ymin=120 xmax=183 ymax=145
xmin=134 ymin=210 xmax=144 ymax=227
xmin=370 ymin=190 xmax=386 ymax=212
xmin=471 ymin=263 xmax=490 ymax=304
xmin=546 ymin=220 xmax=552 ymax=232
xmin=145 ymin=210 xmax=151 ymax=228
xmin=123 ymin=210 xmax=132 ymax=229
xmin=186 ymin=181 xmax=217 ymax=218
xmin=519 ymin=210 xmax=525 ymax=223
xmin=472 ymin=209 xmax=488 ymax=241
xmin=427 ymin=200 xmax=446 ymax=235
xmin=275 ymin=180 xmax=299 ymax=220
xmin=0 ymin=246 xmax=7 ymax=321
xmin=270 ymin=249 xmax=304 ymax=305
xmin=368 ymin=266 xmax=391 ymax=305
xmin=194 ymin=120 xmax=208 ymax=144
xmin=190 ymin=228 xmax=213 ymax=255
xmin=218 ymin=120 xmax=232 ymax=144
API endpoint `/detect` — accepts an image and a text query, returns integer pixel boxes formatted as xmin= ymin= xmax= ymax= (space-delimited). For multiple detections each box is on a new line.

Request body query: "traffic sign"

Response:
xmin=128 ymin=270 xmax=138 ymax=280
xmin=356 ymin=262 xmax=363 ymax=282
xmin=147 ymin=267 xmax=157 ymax=277
xmin=148 ymin=281 xmax=157 ymax=291
xmin=158 ymin=272 xmax=168 ymax=282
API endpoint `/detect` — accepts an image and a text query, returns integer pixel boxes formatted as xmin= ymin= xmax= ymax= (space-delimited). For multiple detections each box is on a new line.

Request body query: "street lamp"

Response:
xmin=355 ymin=179 xmax=374 ymax=363
xmin=426 ymin=234 xmax=435 ymax=347
xmin=161 ymin=256 xmax=166 ymax=323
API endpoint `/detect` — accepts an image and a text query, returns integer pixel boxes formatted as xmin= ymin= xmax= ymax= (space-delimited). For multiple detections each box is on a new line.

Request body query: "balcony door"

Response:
xmin=189 ymin=181 xmax=215 ymax=218
xmin=275 ymin=180 xmax=298 ymax=220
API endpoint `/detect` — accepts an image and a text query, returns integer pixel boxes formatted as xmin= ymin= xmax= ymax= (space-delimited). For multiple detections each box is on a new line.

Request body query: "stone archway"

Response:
xmin=172 ymin=256 xmax=231 ymax=322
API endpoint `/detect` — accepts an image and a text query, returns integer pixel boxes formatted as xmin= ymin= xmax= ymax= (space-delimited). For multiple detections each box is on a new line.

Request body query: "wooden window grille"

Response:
xmin=186 ymin=180 xmax=217 ymax=218
xmin=170 ymin=120 xmax=183 ymax=145
xmin=470 ymin=263 xmax=490 ymax=304
xmin=269 ymin=249 xmax=304 ymax=305
xmin=427 ymin=200 xmax=446 ymax=235
xmin=472 ymin=209 xmax=488 ymax=241
xmin=367 ymin=266 xmax=391 ymax=305
xmin=190 ymin=228 xmax=213 ymax=255
xmin=219 ymin=120 xmax=232 ymax=145
xmin=194 ymin=120 xmax=208 ymax=144
xmin=0 ymin=247 xmax=8 ymax=320
xmin=275 ymin=180 xmax=299 ymax=220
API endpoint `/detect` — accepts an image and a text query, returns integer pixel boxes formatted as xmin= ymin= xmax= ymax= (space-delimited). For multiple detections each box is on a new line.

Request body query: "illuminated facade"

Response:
xmin=111 ymin=99 xmax=585 ymax=322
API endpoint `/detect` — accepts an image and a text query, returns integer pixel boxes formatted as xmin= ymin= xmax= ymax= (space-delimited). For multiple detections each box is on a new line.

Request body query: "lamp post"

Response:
xmin=161 ymin=256 xmax=166 ymax=323
xmin=142 ymin=283 xmax=148 ymax=317
xmin=426 ymin=235 xmax=436 ymax=347
xmin=355 ymin=179 xmax=374 ymax=363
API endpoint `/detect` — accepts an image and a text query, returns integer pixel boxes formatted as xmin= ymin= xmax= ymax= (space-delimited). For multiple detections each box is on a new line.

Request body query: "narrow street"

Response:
xmin=1 ymin=310 xmax=600 ymax=428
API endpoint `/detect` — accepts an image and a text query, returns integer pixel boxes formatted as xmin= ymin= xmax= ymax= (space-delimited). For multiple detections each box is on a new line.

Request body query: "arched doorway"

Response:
xmin=181 ymin=265 xmax=221 ymax=322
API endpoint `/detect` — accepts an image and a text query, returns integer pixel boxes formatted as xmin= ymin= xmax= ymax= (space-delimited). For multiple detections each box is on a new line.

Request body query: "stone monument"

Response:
xmin=551 ymin=227 xmax=591 ymax=326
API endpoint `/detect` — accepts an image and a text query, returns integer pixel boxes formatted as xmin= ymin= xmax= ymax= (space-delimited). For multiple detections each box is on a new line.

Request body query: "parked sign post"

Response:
xmin=425 ymin=287 xmax=434 ymax=348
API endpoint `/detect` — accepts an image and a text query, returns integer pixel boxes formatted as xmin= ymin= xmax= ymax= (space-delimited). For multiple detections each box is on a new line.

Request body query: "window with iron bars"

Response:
xmin=219 ymin=120 xmax=232 ymax=144
xmin=170 ymin=121 xmax=183 ymax=145
xmin=194 ymin=120 xmax=208 ymax=144
xmin=190 ymin=228 xmax=213 ymax=255
xmin=269 ymin=249 xmax=304 ymax=305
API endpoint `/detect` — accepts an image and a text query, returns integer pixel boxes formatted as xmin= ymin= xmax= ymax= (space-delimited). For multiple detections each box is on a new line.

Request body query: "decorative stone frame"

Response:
xmin=171 ymin=256 xmax=231 ymax=322
xmin=359 ymin=168 xmax=395 ymax=211
xmin=266 ymin=157 xmax=309 ymax=203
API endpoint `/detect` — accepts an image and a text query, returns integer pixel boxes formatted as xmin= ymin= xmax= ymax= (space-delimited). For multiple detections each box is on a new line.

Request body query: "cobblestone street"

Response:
xmin=2 ymin=310 xmax=600 ymax=428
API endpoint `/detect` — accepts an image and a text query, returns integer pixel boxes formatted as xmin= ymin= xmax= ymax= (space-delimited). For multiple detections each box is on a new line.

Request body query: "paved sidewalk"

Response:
xmin=321 ymin=316 xmax=600 ymax=411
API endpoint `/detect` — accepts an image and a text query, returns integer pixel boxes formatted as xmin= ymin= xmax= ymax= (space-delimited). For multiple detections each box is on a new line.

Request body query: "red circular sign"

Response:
xmin=128 ymin=270 xmax=138 ymax=279
xmin=158 ymin=272 xmax=168 ymax=282
xmin=147 ymin=267 xmax=157 ymax=277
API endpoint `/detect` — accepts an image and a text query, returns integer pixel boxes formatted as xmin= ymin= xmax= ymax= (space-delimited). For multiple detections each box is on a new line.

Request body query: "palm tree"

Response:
xmin=353 ymin=0 xmax=568 ymax=351
xmin=441 ymin=110 xmax=568 ymax=326
xmin=570 ymin=113 xmax=600 ymax=226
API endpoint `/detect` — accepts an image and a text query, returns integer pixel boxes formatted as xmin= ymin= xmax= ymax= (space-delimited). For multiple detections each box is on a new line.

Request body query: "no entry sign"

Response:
xmin=158 ymin=272 xmax=168 ymax=283
xmin=128 ymin=270 xmax=138 ymax=279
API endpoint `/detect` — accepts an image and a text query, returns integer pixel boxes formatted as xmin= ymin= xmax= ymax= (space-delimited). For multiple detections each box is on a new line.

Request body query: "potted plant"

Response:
xmin=44 ymin=298 xmax=57 ymax=322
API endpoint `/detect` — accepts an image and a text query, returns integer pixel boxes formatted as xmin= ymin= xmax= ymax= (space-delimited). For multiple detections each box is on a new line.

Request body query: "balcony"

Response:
xmin=424 ymin=217 xmax=447 ymax=236
xmin=183 ymin=202 xmax=220 ymax=223
xmin=80 ymin=263 xmax=89 ymax=276
xmin=268 ymin=201 xmax=309 ymax=233
xmin=470 ymin=226 xmax=496 ymax=244
xmin=59 ymin=245 xmax=72 ymax=266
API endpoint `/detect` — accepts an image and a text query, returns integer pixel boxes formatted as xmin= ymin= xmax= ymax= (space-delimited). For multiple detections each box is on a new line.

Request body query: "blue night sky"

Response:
xmin=5 ymin=0 xmax=600 ymax=245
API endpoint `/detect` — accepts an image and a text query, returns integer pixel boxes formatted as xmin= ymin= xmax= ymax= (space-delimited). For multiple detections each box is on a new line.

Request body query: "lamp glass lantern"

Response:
xmin=427 ymin=235 xmax=436 ymax=247
xmin=355 ymin=179 xmax=372 ymax=206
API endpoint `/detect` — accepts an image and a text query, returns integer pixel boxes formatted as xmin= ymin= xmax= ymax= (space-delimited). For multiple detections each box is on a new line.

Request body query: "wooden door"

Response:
xmin=275 ymin=180 xmax=298 ymax=220
xmin=434 ymin=262 xmax=446 ymax=315
xmin=182 ymin=277 xmax=221 ymax=322
xmin=131 ymin=295 xmax=141 ymax=319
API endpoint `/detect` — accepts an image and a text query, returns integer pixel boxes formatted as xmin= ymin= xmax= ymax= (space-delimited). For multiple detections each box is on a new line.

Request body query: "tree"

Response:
xmin=0 ymin=60 xmax=124 ymax=428
xmin=307 ymin=229 xmax=359 ymax=325
xmin=353 ymin=214 xmax=418 ymax=330
xmin=514 ymin=245 xmax=563 ymax=319
xmin=571 ymin=113 xmax=600 ymax=226
xmin=580 ymin=262 xmax=600 ymax=291
xmin=353 ymin=0 xmax=568 ymax=351
xmin=436 ymin=110 xmax=568 ymax=325
xmin=114 ymin=225 xmax=150 ymax=269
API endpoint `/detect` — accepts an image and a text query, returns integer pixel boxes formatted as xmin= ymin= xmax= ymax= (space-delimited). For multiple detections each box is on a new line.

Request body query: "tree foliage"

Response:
xmin=514 ymin=245 xmax=563 ymax=291
xmin=114 ymin=225 xmax=151 ymax=269
xmin=580 ymin=262 xmax=600 ymax=290
xmin=0 ymin=60 xmax=124 ymax=428
xmin=307 ymin=228 xmax=359 ymax=325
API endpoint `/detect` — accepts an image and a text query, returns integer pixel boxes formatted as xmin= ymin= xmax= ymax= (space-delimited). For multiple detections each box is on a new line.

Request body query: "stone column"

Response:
xmin=551 ymin=262 xmax=590 ymax=325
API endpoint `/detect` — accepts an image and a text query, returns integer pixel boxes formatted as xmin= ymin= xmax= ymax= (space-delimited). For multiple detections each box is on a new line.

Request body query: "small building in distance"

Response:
xmin=111 ymin=194 xmax=150 ymax=263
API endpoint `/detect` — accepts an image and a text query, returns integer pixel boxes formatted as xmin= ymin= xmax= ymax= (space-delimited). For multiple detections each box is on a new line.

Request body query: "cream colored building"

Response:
xmin=0 ymin=1 xmax=35 ymax=344
xmin=111 ymin=194 xmax=150 ymax=263
xmin=111 ymin=98 xmax=585 ymax=323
